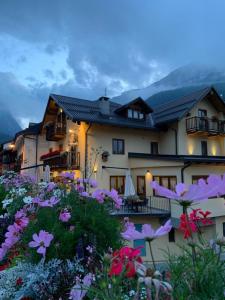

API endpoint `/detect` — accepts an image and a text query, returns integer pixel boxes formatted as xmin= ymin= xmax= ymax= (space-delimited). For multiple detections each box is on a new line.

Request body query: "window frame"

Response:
xmin=151 ymin=141 xmax=159 ymax=155
xmin=137 ymin=176 xmax=146 ymax=196
xmin=110 ymin=176 xmax=125 ymax=194
xmin=153 ymin=176 xmax=177 ymax=195
xmin=201 ymin=140 xmax=208 ymax=156
xmin=112 ymin=138 xmax=125 ymax=155
xmin=192 ymin=175 xmax=208 ymax=184
xmin=198 ymin=109 xmax=207 ymax=117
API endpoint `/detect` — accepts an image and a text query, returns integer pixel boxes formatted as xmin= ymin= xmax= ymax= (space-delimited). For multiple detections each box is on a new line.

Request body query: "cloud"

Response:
xmin=1 ymin=0 xmax=225 ymax=125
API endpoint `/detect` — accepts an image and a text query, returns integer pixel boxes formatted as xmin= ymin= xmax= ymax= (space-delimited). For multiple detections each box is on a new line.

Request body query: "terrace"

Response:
xmin=186 ymin=116 xmax=225 ymax=136
xmin=110 ymin=196 xmax=171 ymax=217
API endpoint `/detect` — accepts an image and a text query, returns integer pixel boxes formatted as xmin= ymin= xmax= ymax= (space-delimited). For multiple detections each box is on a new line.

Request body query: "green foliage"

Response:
xmin=22 ymin=191 xmax=122 ymax=263
xmin=168 ymin=243 xmax=225 ymax=300
xmin=0 ymin=185 xmax=7 ymax=215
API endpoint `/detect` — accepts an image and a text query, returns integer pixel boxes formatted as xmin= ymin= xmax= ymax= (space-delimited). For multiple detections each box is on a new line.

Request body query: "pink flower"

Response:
xmin=80 ymin=191 xmax=89 ymax=197
xmin=151 ymin=174 xmax=225 ymax=206
xmin=92 ymin=189 xmax=105 ymax=203
xmin=88 ymin=179 xmax=98 ymax=188
xmin=59 ymin=210 xmax=71 ymax=222
xmin=61 ymin=172 xmax=75 ymax=180
xmin=38 ymin=196 xmax=60 ymax=207
xmin=29 ymin=230 xmax=54 ymax=256
xmin=69 ymin=273 xmax=92 ymax=300
xmin=107 ymin=189 xmax=122 ymax=208
xmin=47 ymin=182 xmax=56 ymax=192
xmin=15 ymin=210 xmax=29 ymax=230
xmin=121 ymin=220 xmax=172 ymax=241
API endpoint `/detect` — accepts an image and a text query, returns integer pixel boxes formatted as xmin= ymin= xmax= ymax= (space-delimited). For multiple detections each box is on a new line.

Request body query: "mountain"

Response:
xmin=0 ymin=110 xmax=21 ymax=143
xmin=112 ymin=64 xmax=225 ymax=107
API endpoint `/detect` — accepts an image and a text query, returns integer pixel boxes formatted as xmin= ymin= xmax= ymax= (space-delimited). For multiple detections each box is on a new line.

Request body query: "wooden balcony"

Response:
xmin=110 ymin=196 xmax=171 ymax=217
xmin=186 ymin=117 xmax=225 ymax=136
xmin=42 ymin=151 xmax=80 ymax=170
xmin=46 ymin=123 xmax=67 ymax=141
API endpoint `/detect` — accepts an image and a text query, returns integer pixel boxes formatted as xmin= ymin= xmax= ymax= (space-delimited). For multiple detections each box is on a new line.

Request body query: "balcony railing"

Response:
xmin=43 ymin=151 xmax=80 ymax=170
xmin=46 ymin=122 xmax=67 ymax=141
xmin=186 ymin=117 xmax=225 ymax=136
xmin=110 ymin=196 xmax=171 ymax=216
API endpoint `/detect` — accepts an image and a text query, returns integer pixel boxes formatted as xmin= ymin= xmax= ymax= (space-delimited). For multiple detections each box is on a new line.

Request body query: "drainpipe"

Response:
xmin=181 ymin=162 xmax=192 ymax=183
xmin=84 ymin=123 xmax=92 ymax=180
xmin=171 ymin=128 xmax=178 ymax=155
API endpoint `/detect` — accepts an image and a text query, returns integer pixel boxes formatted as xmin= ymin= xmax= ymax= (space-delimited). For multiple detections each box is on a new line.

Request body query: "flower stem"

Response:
xmin=148 ymin=240 xmax=156 ymax=270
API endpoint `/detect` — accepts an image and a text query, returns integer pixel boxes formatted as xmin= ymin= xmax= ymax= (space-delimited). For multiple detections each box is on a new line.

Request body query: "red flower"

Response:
xmin=16 ymin=277 xmax=23 ymax=286
xmin=109 ymin=246 xmax=143 ymax=278
xmin=179 ymin=213 xmax=197 ymax=239
xmin=179 ymin=209 xmax=212 ymax=239
xmin=0 ymin=262 xmax=9 ymax=271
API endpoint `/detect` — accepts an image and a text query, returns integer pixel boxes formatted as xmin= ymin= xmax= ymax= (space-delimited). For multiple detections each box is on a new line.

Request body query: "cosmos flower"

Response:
xmin=59 ymin=209 xmax=71 ymax=222
xmin=29 ymin=230 xmax=54 ymax=256
xmin=121 ymin=220 xmax=172 ymax=241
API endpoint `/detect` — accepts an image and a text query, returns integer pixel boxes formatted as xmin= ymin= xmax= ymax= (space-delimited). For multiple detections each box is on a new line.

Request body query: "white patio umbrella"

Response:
xmin=44 ymin=165 xmax=51 ymax=183
xmin=124 ymin=169 xmax=135 ymax=197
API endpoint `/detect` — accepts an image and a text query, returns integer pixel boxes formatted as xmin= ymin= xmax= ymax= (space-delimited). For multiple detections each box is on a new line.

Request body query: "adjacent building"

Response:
xmin=1 ymin=86 xmax=225 ymax=263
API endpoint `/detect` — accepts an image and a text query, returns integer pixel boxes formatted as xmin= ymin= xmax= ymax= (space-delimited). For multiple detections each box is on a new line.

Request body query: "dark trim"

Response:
xmin=128 ymin=152 xmax=225 ymax=164
xmin=84 ymin=123 xmax=92 ymax=180
xmin=19 ymin=164 xmax=44 ymax=171
xmin=181 ymin=162 xmax=192 ymax=183
xmin=171 ymin=128 xmax=178 ymax=155
xmin=102 ymin=166 xmax=128 ymax=170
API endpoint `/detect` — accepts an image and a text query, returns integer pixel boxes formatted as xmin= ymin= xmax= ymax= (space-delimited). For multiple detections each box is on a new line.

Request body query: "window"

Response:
xmin=151 ymin=142 xmax=159 ymax=154
xmin=128 ymin=109 xmax=133 ymax=118
xmin=201 ymin=141 xmax=208 ymax=156
xmin=153 ymin=176 xmax=177 ymax=192
xmin=127 ymin=109 xmax=145 ymax=120
xmin=112 ymin=139 xmax=125 ymax=154
xmin=133 ymin=224 xmax=146 ymax=256
xmin=168 ymin=227 xmax=175 ymax=242
xmin=223 ymin=223 xmax=225 ymax=237
xmin=192 ymin=175 xmax=208 ymax=184
xmin=137 ymin=176 xmax=146 ymax=196
xmin=198 ymin=109 xmax=207 ymax=117
xmin=110 ymin=176 xmax=125 ymax=194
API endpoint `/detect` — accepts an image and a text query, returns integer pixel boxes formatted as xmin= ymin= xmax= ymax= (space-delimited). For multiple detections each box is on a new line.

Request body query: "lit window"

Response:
xmin=128 ymin=109 xmax=133 ymax=118
xmin=133 ymin=110 xmax=139 ymax=119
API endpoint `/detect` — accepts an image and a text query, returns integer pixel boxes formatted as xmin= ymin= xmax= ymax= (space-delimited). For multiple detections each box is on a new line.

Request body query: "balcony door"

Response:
xmin=198 ymin=109 xmax=208 ymax=131
xmin=137 ymin=176 xmax=146 ymax=197
xmin=153 ymin=176 xmax=177 ymax=194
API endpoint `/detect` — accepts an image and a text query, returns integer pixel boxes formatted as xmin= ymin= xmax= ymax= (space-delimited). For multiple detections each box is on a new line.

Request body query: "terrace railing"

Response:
xmin=186 ymin=116 xmax=225 ymax=136
xmin=110 ymin=196 xmax=171 ymax=216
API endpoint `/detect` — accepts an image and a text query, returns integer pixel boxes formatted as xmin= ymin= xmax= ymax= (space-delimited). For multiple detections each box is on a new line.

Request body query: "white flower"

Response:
xmin=2 ymin=198 xmax=13 ymax=209
xmin=23 ymin=196 xmax=33 ymax=204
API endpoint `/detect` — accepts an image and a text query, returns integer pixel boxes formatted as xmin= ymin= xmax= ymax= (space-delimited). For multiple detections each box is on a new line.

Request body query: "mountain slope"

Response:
xmin=0 ymin=110 xmax=21 ymax=143
xmin=112 ymin=64 xmax=225 ymax=106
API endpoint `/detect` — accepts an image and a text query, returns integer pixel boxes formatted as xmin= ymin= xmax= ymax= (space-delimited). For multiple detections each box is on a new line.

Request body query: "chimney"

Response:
xmin=98 ymin=96 xmax=110 ymax=115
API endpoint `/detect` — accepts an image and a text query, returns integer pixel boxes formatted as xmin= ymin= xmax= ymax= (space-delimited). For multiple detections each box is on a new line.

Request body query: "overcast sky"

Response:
xmin=1 ymin=0 xmax=225 ymax=127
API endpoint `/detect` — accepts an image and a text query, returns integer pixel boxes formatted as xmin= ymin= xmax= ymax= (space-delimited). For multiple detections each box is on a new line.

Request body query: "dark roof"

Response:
xmin=49 ymin=94 xmax=156 ymax=130
xmin=128 ymin=153 xmax=225 ymax=164
xmin=115 ymin=97 xmax=153 ymax=114
xmin=15 ymin=122 xmax=41 ymax=139
xmin=152 ymin=86 xmax=225 ymax=125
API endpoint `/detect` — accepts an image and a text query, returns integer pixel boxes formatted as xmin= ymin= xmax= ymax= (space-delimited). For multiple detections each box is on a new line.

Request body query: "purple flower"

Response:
xmin=121 ymin=220 xmax=172 ymax=241
xmin=59 ymin=209 xmax=71 ymax=222
xmin=69 ymin=273 xmax=92 ymax=300
xmin=88 ymin=179 xmax=98 ymax=188
xmin=151 ymin=174 xmax=225 ymax=205
xmin=38 ymin=196 xmax=60 ymax=207
xmin=61 ymin=172 xmax=75 ymax=180
xmin=29 ymin=230 xmax=54 ymax=256
xmin=80 ymin=191 xmax=89 ymax=197
xmin=92 ymin=189 xmax=105 ymax=203
xmin=47 ymin=182 xmax=56 ymax=192
xmin=107 ymin=189 xmax=122 ymax=208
